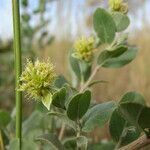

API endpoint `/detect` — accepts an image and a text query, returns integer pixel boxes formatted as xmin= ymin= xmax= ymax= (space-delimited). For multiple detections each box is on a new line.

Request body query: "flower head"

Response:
xmin=19 ymin=58 xmax=56 ymax=109
xmin=109 ymin=0 xmax=128 ymax=14
xmin=73 ymin=36 xmax=95 ymax=62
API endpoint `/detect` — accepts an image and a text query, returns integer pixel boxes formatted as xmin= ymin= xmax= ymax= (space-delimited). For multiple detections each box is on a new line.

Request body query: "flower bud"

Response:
xmin=73 ymin=36 xmax=95 ymax=62
xmin=109 ymin=0 xmax=128 ymax=14
xmin=18 ymin=58 xmax=56 ymax=110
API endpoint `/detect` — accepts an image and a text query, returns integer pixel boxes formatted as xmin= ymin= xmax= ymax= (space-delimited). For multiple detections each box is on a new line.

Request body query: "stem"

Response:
xmin=58 ymin=66 xmax=100 ymax=142
xmin=115 ymin=122 xmax=128 ymax=149
xmin=0 ymin=130 xmax=4 ymax=150
xmin=58 ymin=123 xmax=65 ymax=140
xmin=12 ymin=0 xmax=22 ymax=149
xmin=80 ymin=65 xmax=100 ymax=92
xmin=76 ymin=122 xmax=81 ymax=150
xmin=118 ymin=135 xmax=150 ymax=150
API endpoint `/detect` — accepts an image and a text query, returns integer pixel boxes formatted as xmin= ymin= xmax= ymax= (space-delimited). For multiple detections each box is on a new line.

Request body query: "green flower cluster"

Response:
xmin=19 ymin=59 xmax=56 ymax=100
xmin=109 ymin=0 xmax=128 ymax=14
xmin=73 ymin=36 xmax=95 ymax=62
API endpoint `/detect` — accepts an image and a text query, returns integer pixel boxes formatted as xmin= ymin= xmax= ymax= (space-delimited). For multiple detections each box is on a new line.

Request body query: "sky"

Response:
xmin=0 ymin=0 xmax=150 ymax=40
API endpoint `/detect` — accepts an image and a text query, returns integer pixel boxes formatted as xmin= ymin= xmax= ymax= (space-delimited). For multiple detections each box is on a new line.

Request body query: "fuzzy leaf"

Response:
xmin=54 ymin=75 xmax=68 ymax=88
xmin=98 ymin=47 xmax=138 ymax=68
xmin=69 ymin=49 xmax=81 ymax=81
xmin=9 ymin=138 xmax=38 ymax=150
xmin=36 ymin=134 xmax=64 ymax=150
xmin=76 ymin=136 xmax=88 ymax=150
xmin=97 ymin=46 xmax=127 ymax=66
xmin=118 ymin=103 xmax=144 ymax=129
xmin=52 ymin=87 xmax=67 ymax=109
xmin=138 ymin=107 xmax=150 ymax=137
xmin=120 ymin=91 xmax=145 ymax=105
xmin=79 ymin=61 xmax=92 ymax=82
xmin=82 ymin=101 xmax=115 ymax=132
xmin=67 ymin=90 xmax=91 ymax=121
xmin=47 ymin=112 xmax=77 ymax=130
xmin=22 ymin=111 xmax=43 ymax=135
xmin=42 ymin=93 xmax=52 ymax=110
xmin=109 ymin=109 xmax=140 ymax=145
xmin=112 ymin=12 xmax=130 ymax=32
xmin=93 ymin=8 xmax=116 ymax=43
xmin=0 ymin=110 xmax=11 ymax=129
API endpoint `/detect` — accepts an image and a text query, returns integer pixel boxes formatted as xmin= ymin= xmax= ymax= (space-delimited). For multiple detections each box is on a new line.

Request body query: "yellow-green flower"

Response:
xmin=109 ymin=0 xmax=128 ymax=14
xmin=73 ymin=36 xmax=95 ymax=62
xmin=19 ymin=58 xmax=56 ymax=109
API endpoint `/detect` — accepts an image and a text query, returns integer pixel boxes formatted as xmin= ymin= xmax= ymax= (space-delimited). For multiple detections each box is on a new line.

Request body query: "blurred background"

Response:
xmin=0 ymin=0 xmax=150 ymax=116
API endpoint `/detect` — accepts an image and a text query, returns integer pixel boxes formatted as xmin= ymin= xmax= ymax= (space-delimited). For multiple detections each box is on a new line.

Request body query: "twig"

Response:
xmin=58 ymin=123 xmax=66 ymax=140
xmin=0 ymin=130 xmax=4 ymax=150
xmin=80 ymin=65 xmax=100 ymax=92
xmin=119 ymin=135 xmax=150 ymax=150
xmin=58 ymin=65 xmax=100 ymax=141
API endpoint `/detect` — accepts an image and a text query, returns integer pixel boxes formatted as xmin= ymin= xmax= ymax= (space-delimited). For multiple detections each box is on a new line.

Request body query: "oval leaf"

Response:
xmin=112 ymin=12 xmax=130 ymax=32
xmin=67 ymin=90 xmax=91 ymax=121
xmin=82 ymin=101 xmax=115 ymax=132
xmin=120 ymin=91 xmax=145 ymax=105
xmin=97 ymin=46 xmax=127 ymax=66
xmin=0 ymin=110 xmax=11 ymax=129
xmin=69 ymin=49 xmax=81 ymax=81
xmin=98 ymin=47 xmax=138 ymax=68
xmin=93 ymin=8 xmax=116 ymax=43
xmin=47 ymin=112 xmax=77 ymax=130
xmin=138 ymin=107 xmax=150 ymax=137
xmin=118 ymin=103 xmax=144 ymax=129
xmin=52 ymin=87 xmax=67 ymax=109
xmin=109 ymin=109 xmax=140 ymax=146
xmin=36 ymin=134 xmax=64 ymax=150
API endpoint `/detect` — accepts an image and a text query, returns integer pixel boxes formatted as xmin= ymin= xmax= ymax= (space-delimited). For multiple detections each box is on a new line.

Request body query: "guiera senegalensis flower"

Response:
xmin=73 ymin=36 xmax=95 ymax=62
xmin=109 ymin=0 xmax=128 ymax=14
xmin=18 ymin=58 xmax=56 ymax=110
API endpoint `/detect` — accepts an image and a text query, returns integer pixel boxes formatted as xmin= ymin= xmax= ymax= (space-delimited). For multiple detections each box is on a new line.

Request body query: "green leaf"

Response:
xmin=109 ymin=109 xmax=140 ymax=145
xmin=109 ymin=109 xmax=126 ymax=142
xmin=54 ymin=75 xmax=68 ymax=88
xmin=64 ymin=84 xmax=78 ymax=108
xmin=98 ymin=47 xmax=138 ymax=68
xmin=47 ymin=112 xmax=77 ymax=130
xmin=9 ymin=138 xmax=38 ymax=150
xmin=67 ymin=90 xmax=91 ymax=121
xmin=82 ymin=101 xmax=115 ymax=132
xmin=52 ymin=87 xmax=67 ymax=109
xmin=88 ymin=80 xmax=108 ymax=87
xmin=112 ymin=12 xmax=130 ymax=32
xmin=22 ymin=111 xmax=43 ymax=135
xmin=69 ymin=49 xmax=81 ymax=81
xmin=138 ymin=107 xmax=150 ymax=137
xmin=22 ymin=13 xmax=30 ymax=22
xmin=0 ymin=110 xmax=11 ymax=129
xmin=63 ymin=137 xmax=77 ymax=149
xmin=21 ymin=0 xmax=28 ymax=7
xmin=121 ymin=126 xmax=140 ymax=146
xmin=36 ymin=134 xmax=64 ymax=150
xmin=93 ymin=8 xmax=116 ymax=44
xmin=118 ymin=103 xmax=144 ymax=129
xmin=42 ymin=93 xmax=53 ymax=110
xmin=97 ymin=46 xmax=127 ymax=66
xmin=79 ymin=61 xmax=92 ymax=82
xmin=76 ymin=136 xmax=88 ymax=150
xmin=63 ymin=136 xmax=88 ymax=150
xmin=120 ymin=91 xmax=145 ymax=105
xmin=89 ymin=141 xmax=115 ymax=150
xmin=9 ymin=138 xmax=19 ymax=150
